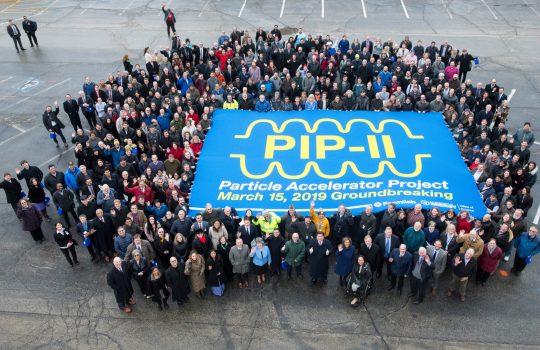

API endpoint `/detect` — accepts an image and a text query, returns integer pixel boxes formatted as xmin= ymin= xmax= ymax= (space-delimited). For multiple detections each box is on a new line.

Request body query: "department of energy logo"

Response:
xmin=229 ymin=118 xmax=431 ymax=180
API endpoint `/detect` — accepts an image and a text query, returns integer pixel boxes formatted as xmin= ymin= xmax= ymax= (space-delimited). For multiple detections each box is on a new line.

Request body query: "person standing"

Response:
xmin=53 ymin=222 xmax=79 ymax=267
xmin=308 ymin=232 xmax=332 ymax=285
xmin=334 ymin=237 xmax=355 ymax=286
xmin=250 ymin=238 xmax=271 ymax=285
xmin=448 ymin=248 xmax=477 ymax=302
xmin=281 ymin=232 xmax=306 ymax=279
xmin=52 ymin=183 xmax=78 ymax=229
xmin=476 ymin=238 xmax=503 ymax=285
xmin=107 ymin=257 xmax=135 ymax=313
xmin=63 ymin=94 xmax=83 ymax=131
xmin=409 ymin=247 xmax=433 ymax=304
xmin=0 ymin=172 xmax=23 ymax=214
xmin=42 ymin=101 xmax=69 ymax=148
xmin=22 ymin=16 xmax=38 ymax=47
xmin=511 ymin=226 xmax=540 ymax=276
xmin=267 ymin=229 xmax=285 ymax=276
xmin=6 ymin=19 xmax=25 ymax=53
xmin=388 ymin=244 xmax=412 ymax=296
xmin=426 ymin=240 xmax=447 ymax=295
xmin=76 ymin=214 xmax=97 ymax=262
xmin=161 ymin=4 xmax=176 ymax=37
xmin=374 ymin=227 xmax=400 ymax=279
xmin=229 ymin=238 xmax=250 ymax=289
xmin=15 ymin=160 xmax=43 ymax=187
xmin=44 ymin=165 xmax=65 ymax=197
xmin=184 ymin=250 xmax=206 ymax=297
xmin=128 ymin=249 xmax=150 ymax=297
xmin=16 ymin=198 xmax=45 ymax=243
xmin=165 ymin=256 xmax=190 ymax=305
xmin=77 ymin=91 xmax=97 ymax=129
xmin=206 ymin=250 xmax=225 ymax=296
xmin=27 ymin=177 xmax=51 ymax=221
xmin=148 ymin=267 xmax=170 ymax=310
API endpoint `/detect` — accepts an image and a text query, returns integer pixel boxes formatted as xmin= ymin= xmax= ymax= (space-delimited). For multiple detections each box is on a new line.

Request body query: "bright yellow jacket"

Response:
xmin=254 ymin=212 xmax=281 ymax=234
xmin=223 ymin=100 xmax=239 ymax=110
xmin=310 ymin=207 xmax=330 ymax=237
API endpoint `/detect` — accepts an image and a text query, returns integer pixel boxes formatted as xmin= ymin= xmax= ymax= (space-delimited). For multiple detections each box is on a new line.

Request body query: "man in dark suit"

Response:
xmin=448 ymin=248 xmax=477 ymax=302
xmin=388 ymin=244 xmax=412 ymax=295
xmin=6 ymin=19 xmax=25 ymax=53
xmin=76 ymin=214 xmax=98 ymax=262
xmin=426 ymin=240 xmax=448 ymax=295
xmin=374 ymin=227 xmax=400 ymax=279
xmin=485 ymin=79 xmax=499 ymax=99
xmin=91 ymin=208 xmax=115 ymax=262
xmin=237 ymin=217 xmax=258 ymax=245
xmin=63 ymin=94 xmax=83 ymax=131
xmin=358 ymin=235 xmax=380 ymax=276
xmin=360 ymin=36 xmax=373 ymax=53
xmin=22 ymin=16 xmax=38 ymax=47
xmin=439 ymin=40 xmax=452 ymax=64
xmin=193 ymin=43 xmax=208 ymax=65
xmin=409 ymin=247 xmax=433 ymax=304
xmin=107 ymin=257 xmax=135 ymax=313
xmin=77 ymin=90 xmax=97 ymax=129
xmin=495 ymin=87 xmax=507 ymax=107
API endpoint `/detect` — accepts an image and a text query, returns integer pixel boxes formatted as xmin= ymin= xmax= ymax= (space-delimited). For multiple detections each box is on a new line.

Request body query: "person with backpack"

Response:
xmin=161 ymin=4 xmax=176 ymax=38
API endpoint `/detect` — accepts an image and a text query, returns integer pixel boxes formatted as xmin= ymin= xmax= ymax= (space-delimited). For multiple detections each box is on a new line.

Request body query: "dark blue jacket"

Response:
xmin=514 ymin=232 xmax=540 ymax=258
xmin=389 ymin=249 xmax=412 ymax=276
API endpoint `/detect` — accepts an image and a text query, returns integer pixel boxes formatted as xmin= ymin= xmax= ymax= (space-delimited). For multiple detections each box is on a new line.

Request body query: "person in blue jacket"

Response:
xmin=512 ymin=226 xmax=540 ymax=275
xmin=335 ymin=236 xmax=355 ymax=286
xmin=64 ymin=162 xmax=81 ymax=203
xmin=388 ymin=244 xmax=412 ymax=295
xmin=255 ymin=94 xmax=271 ymax=112
xmin=338 ymin=35 xmax=350 ymax=54
xmin=250 ymin=237 xmax=271 ymax=285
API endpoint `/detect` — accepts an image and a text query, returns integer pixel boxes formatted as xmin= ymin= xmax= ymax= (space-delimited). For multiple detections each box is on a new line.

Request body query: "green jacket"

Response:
xmin=282 ymin=239 xmax=305 ymax=267
xmin=404 ymin=227 xmax=425 ymax=253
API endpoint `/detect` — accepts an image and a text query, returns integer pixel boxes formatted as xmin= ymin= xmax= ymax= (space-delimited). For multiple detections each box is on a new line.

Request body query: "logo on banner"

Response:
xmin=230 ymin=118 xmax=431 ymax=179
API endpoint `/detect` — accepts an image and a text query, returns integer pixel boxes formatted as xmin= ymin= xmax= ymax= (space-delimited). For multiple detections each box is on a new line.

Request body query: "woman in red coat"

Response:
xmin=476 ymin=238 xmax=503 ymax=286
xmin=455 ymin=210 xmax=472 ymax=234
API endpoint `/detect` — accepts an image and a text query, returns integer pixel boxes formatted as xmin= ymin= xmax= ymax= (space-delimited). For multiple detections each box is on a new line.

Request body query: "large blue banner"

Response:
xmin=189 ymin=110 xmax=487 ymax=217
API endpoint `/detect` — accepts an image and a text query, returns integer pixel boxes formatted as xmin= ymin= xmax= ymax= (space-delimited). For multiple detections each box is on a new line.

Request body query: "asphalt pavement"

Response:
xmin=0 ymin=0 xmax=539 ymax=349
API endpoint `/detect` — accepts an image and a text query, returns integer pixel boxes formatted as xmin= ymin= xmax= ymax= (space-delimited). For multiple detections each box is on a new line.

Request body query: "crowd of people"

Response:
xmin=1 ymin=23 xmax=540 ymax=313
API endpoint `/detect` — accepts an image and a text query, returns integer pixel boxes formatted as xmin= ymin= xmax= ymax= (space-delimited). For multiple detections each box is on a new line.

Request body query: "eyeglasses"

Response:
xmin=133 ymin=254 xmax=140 ymax=256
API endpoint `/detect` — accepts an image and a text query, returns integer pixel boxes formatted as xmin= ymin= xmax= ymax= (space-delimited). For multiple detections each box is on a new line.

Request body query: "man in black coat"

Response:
xmin=0 ymin=172 xmax=23 ymax=214
xmin=6 ymin=19 xmax=25 ymax=53
xmin=388 ymin=244 xmax=412 ymax=295
xmin=409 ymin=247 xmax=433 ymax=304
xmin=307 ymin=232 xmax=332 ymax=285
xmin=77 ymin=91 xmax=97 ymax=129
xmin=63 ymin=94 xmax=83 ymax=131
xmin=448 ymin=248 xmax=477 ymax=302
xmin=52 ymin=183 xmax=78 ymax=229
xmin=22 ymin=16 xmax=38 ymax=47
xmin=374 ymin=227 xmax=400 ymax=279
xmin=330 ymin=205 xmax=354 ymax=246
xmin=107 ymin=257 xmax=135 ymax=313
xmin=44 ymin=165 xmax=66 ymax=196
xmin=90 ymin=208 xmax=115 ymax=262
xmin=165 ymin=257 xmax=190 ymax=306
xmin=16 ymin=160 xmax=43 ymax=187
xmin=161 ymin=4 xmax=176 ymax=37
xmin=42 ymin=102 xmax=68 ymax=148
xmin=457 ymin=49 xmax=474 ymax=82
xmin=237 ymin=217 xmax=258 ymax=245
xmin=358 ymin=235 xmax=380 ymax=276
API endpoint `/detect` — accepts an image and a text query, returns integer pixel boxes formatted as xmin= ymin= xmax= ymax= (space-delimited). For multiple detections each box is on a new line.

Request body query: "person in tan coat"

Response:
xmin=185 ymin=250 xmax=206 ymax=297
xmin=456 ymin=230 xmax=484 ymax=258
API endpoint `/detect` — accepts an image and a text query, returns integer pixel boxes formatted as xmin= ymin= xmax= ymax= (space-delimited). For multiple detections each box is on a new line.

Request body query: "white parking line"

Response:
xmin=198 ymin=0 xmax=211 ymax=16
xmin=119 ymin=0 xmax=136 ymax=16
xmin=238 ymin=0 xmax=246 ymax=17
xmin=0 ymin=76 xmax=14 ymax=84
xmin=507 ymin=88 xmax=516 ymax=102
xmin=11 ymin=124 xmax=26 ymax=133
xmin=280 ymin=0 xmax=285 ymax=18
xmin=400 ymin=0 xmax=409 ymax=19
xmin=442 ymin=0 xmax=453 ymax=19
xmin=80 ymin=8 xmax=87 ymax=15
xmin=0 ymin=78 xmax=71 ymax=111
xmin=0 ymin=125 xmax=38 ymax=147
xmin=39 ymin=146 xmax=75 ymax=168
xmin=0 ymin=0 xmax=58 ymax=25
xmin=321 ymin=0 xmax=325 ymax=18
xmin=361 ymin=0 xmax=367 ymax=18
xmin=521 ymin=0 xmax=540 ymax=18
xmin=480 ymin=0 xmax=498 ymax=19
xmin=533 ymin=205 xmax=540 ymax=224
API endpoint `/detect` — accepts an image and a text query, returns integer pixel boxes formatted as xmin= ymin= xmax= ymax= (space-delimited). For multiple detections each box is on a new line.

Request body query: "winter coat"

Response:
xmin=229 ymin=244 xmax=250 ymax=274
xmin=334 ymin=245 xmax=356 ymax=276
xmin=17 ymin=204 xmax=42 ymax=231
xmin=282 ymin=239 xmax=306 ymax=267
xmin=184 ymin=255 xmax=206 ymax=293
xmin=308 ymin=238 xmax=332 ymax=279
xmin=478 ymin=244 xmax=503 ymax=273
xmin=165 ymin=263 xmax=190 ymax=301
xmin=206 ymin=255 xmax=225 ymax=287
